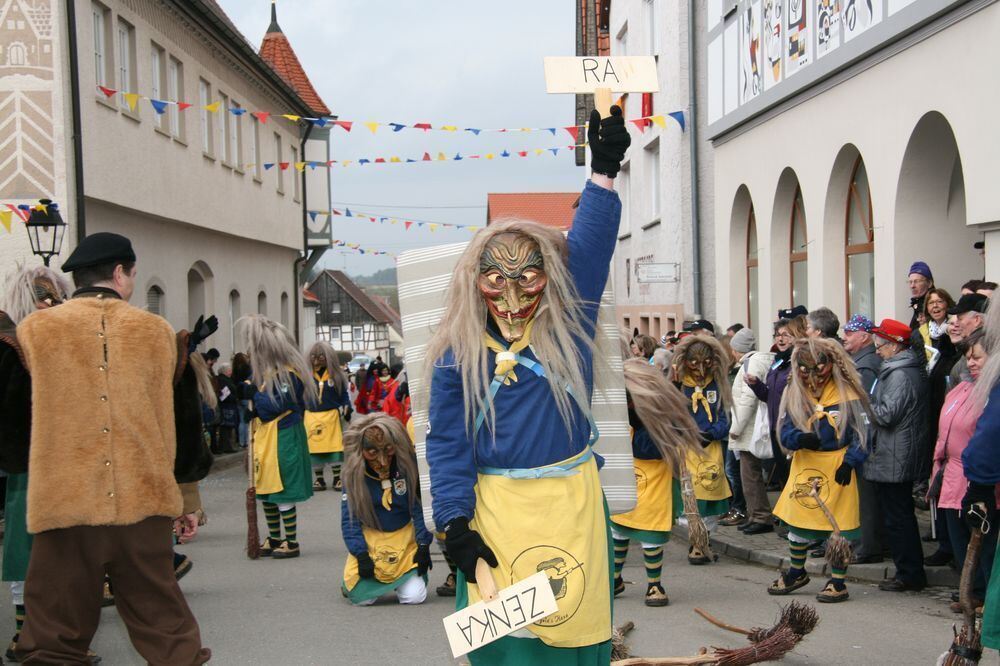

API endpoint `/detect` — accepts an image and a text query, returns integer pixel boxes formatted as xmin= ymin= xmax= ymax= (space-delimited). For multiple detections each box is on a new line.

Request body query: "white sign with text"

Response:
xmin=544 ymin=56 xmax=660 ymax=94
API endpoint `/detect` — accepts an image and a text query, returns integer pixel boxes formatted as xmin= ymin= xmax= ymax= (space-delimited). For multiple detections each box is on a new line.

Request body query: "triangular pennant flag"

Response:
xmin=358 ymin=159 xmax=370 ymax=165
xmin=454 ymin=153 xmax=463 ymax=160
xmin=308 ymin=211 xmax=318 ymax=222
xmin=311 ymin=117 xmax=328 ymax=127
xmin=326 ymin=160 xmax=335 ymax=166
xmin=33 ymin=202 xmax=48 ymax=214
xmin=441 ymin=125 xmax=458 ymax=132
xmin=331 ymin=209 xmax=342 ymax=216
xmin=417 ymin=222 xmax=424 ymax=227
xmin=631 ymin=119 xmax=647 ymax=133
xmin=429 ymin=224 xmax=438 ymax=232
xmin=264 ymin=163 xmax=275 ymax=170
xmin=565 ymin=126 xmax=579 ymax=142
xmin=390 ymin=156 xmax=401 ymax=163
xmin=282 ymin=114 xmax=301 ymax=122
xmin=518 ymin=151 xmax=528 ymax=157
xmin=547 ymin=128 xmax=557 ymax=135
xmin=651 ymin=115 xmax=667 ymax=128
xmin=150 ymin=99 xmax=169 ymax=115
xmin=294 ymin=162 xmax=306 ymax=171
xmin=345 ymin=209 xmax=353 ymax=217
xmin=549 ymin=148 xmax=560 ymax=155
xmin=465 ymin=128 xmax=482 ymax=135
xmin=123 ymin=93 xmax=140 ymax=111
xmin=308 ymin=161 xmax=318 ymax=169
xmin=405 ymin=221 xmax=413 ymax=230
xmin=230 ymin=107 xmax=247 ymax=116
xmin=369 ymin=217 xmax=377 ymax=222
xmin=177 ymin=102 xmax=192 ymax=111
xmin=364 ymin=121 xmax=379 ymax=134
xmin=203 ymin=101 xmax=220 ymax=113
xmin=422 ymin=152 xmax=432 ymax=161
xmin=279 ymin=162 xmax=290 ymax=170
xmin=342 ymin=160 xmax=352 ymax=167
xmin=468 ymin=226 xmax=480 ymax=232
xmin=413 ymin=123 xmax=432 ymax=131
xmin=252 ymin=111 xmax=271 ymax=124
xmin=668 ymin=111 xmax=686 ymax=131
xmin=437 ymin=152 xmax=447 ymax=161
xmin=389 ymin=123 xmax=406 ymax=132
xmin=334 ymin=120 xmax=353 ymax=132
xmin=374 ymin=157 xmax=386 ymax=163
xmin=98 ymin=85 xmax=117 ymax=98
xmin=498 ymin=128 xmax=508 ymax=133
xmin=535 ymin=148 xmax=545 ymax=155
xmin=6 ymin=204 xmax=28 ymax=222
xmin=469 ymin=155 xmax=480 ymax=159
xmin=0 ymin=210 xmax=11 ymax=233
xmin=406 ymin=159 xmax=416 ymax=163
xmin=485 ymin=153 xmax=495 ymax=160
xmin=501 ymin=150 xmax=510 ymax=158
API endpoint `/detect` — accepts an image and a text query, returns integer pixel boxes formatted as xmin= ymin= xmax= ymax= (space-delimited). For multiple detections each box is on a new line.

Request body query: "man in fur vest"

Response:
xmin=12 ymin=232 xmax=212 ymax=665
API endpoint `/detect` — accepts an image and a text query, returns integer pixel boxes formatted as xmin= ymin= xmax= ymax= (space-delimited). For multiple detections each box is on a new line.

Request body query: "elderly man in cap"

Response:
xmin=684 ymin=319 xmax=715 ymax=336
xmin=14 ymin=232 xmax=211 ymax=664
xmin=864 ymin=318 xmax=929 ymax=591
xmin=949 ymin=292 xmax=988 ymax=339
xmin=907 ymin=261 xmax=934 ymax=329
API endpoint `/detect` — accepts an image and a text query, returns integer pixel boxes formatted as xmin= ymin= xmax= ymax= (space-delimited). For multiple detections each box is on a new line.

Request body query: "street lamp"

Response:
xmin=24 ymin=200 xmax=67 ymax=267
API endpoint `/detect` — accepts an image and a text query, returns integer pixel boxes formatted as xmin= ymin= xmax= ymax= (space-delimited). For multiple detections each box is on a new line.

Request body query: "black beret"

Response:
xmin=777 ymin=305 xmax=808 ymax=320
xmin=948 ymin=293 xmax=988 ymax=316
xmin=61 ymin=232 xmax=136 ymax=272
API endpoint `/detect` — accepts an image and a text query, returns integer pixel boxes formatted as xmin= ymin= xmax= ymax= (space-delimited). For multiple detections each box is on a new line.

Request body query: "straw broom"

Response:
xmin=807 ymin=480 xmax=852 ymax=569
xmin=681 ymin=473 xmax=714 ymax=560
xmin=245 ymin=418 xmax=260 ymax=559
xmin=938 ymin=508 xmax=986 ymax=665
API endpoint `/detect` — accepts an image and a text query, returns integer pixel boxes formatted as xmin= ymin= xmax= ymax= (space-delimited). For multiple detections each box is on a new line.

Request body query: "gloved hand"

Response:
xmin=414 ymin=544 xmax=433 ymax=577
xmin=797 ymin=432 xmax=822 ymax=450
xmin=356 ymin=552 xmax=376 ymax=579
xmin=442 ymin=517 xmax=498 ymax=584
xmin=963 ymin=482 xmax=996 ymax=532
xmin=587 ymin=106 xmax=631 ymax=178
xmin=698 ymin=431 xmax=714 ymax=448
xmin=834 ymin=461 xmax=853 ymax=486
xmin=188 ymin=315 xmax=219 ymax=353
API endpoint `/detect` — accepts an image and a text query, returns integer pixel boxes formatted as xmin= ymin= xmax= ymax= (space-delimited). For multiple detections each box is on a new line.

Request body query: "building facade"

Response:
xmin=307 ymin=270 xmax=397 ymax=363
xmin=0 ymin=0 xmax=333 ymax=358
xmin=708 ymin=0 xmax=998 ymax=330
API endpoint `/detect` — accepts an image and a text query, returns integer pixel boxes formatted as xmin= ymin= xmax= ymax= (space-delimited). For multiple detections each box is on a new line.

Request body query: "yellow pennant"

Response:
xmin=123 ymin=93 xmax=140 ymax=111
xmin=535 ymin=148 xmax=545 ymax=155
xmin=485 ymin=153 xmax=495 ymax=160
xmin=33 ymin=202 xmax=48 ymax=214
xmin=651 ymin=115 xmax=667 ymax=128
xmin=341 ymin=160 xmax=352 ymax=167
xmin=364 ymin=122 xmax=379 ymax=134
xmin=294 ymin=162 xmax=306 ymax=172
xmin=0 ymin=210 xmax=11 ymax=233
xmin=429 ymin=224 xmax=438 ymax=232
xmin=437 ymin=152 xmax=447 ymax=161
xmin=441 ymin=125 xmax=458 ymax=132
xmin=203 ymin=101 xmax=220 ymax=113
xmin=282 ymin=114 xmax=301 ymax=122
xmin=390 ymin=156 xmax=401 ymax=163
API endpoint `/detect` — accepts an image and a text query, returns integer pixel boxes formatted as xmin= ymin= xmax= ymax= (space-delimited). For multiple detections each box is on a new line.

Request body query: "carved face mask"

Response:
xmin=478 ymin=233 xmax=547 ymax=343
xmin=797 ymin=350 xmax=834 ymax=398
xmin=684 ymin=343 xmax=713 ymax=384
xmin=32 ymin=277 xmax=64 ymax=309
xmin=361 ymin=426 xmax=395 ymax=479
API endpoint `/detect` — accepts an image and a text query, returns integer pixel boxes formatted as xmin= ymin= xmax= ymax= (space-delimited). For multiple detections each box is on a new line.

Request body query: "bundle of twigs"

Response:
xmin=939 ymin=522 xmax=985 ymax=665
xmin=612 ymin=621 xmax=636 ymax=661
xmin=807 ymin=480 xmax=851 ymax=569
xmin=245 ymin=420 xmax=260 ymax=560
xmin=694 ymin=602 xmax=819 ymax=644
xmin=681 ymin=473 xmax=714 ymax=560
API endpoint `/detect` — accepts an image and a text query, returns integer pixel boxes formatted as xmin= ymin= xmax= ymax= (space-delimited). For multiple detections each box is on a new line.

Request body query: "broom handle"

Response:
xmin=476 ymin=558 xmax=499 ymax=602
xmin=693 ymin=607 xmax=751 ymax=635
xmin=959 ymin=525 xmax=984 ymax=629
xmin=809 ymin=480 xmax=842 ymax=537
xmin=612 ymin=655 xmax=718 ymax=665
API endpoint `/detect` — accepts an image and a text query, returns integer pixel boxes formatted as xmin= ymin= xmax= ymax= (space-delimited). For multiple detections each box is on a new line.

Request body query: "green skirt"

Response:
xmin=787 ymin=526 xmax=862 ymax=542
xmin=343 ymin=570 xmax=425 ymax=605
xmin=983 ymin=543 xmax=1000 ymax=649
xmin=2 ymin=473 xmax=31 ymax=582
xmin=257 ymin=425 xmax=314 ymax=504
xmin=698 ymin=498 xmax=730 ymax=517
xmin=310 ymin=452 xmax=343 ymax=465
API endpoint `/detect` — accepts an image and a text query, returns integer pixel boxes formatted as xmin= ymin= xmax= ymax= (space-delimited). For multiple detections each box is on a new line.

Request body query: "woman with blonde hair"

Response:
xmin=305 ymin=341 xmax=350 ymax=491
xmin=241 ymin=315 xmax=317 ymax=559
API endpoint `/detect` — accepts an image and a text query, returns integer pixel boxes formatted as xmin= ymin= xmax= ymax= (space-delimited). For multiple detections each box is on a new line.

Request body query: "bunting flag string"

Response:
xmin=329 ymin=240 xmax=397 ymax=257
xmin=0 ymin=202 xmax=45 ymax=233
xmin=94 ymin=85 xmax=686 ymax=135
xmin=310 ymin=207 xmax=481 ymax=233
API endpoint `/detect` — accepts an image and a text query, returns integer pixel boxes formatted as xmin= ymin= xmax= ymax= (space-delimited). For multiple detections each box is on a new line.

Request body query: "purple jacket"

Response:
xmin=749 ymin=352 xmax=792 ymax=433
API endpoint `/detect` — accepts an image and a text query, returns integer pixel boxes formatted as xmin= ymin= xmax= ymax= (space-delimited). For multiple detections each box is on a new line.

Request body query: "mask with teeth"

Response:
xmin=361 ymin=425 xmax=395 ymax=480
xmin=478 ymin=233 xmax=547 ymax=342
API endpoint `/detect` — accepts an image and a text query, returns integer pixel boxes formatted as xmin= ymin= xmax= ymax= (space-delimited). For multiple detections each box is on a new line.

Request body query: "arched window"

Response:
xmin=229 ymin=289 xmax=241 ymax=351
xmin=790 ymin=186 xmax=808 ymax=307
xmin=846 ymin=157 xmax=874 ymax=317
xmin=146 ymin=285 xmax=164 ymax=317
xmin=257 ymin=291 xmax=267 ymax=316
xmin=8 ymin=43 xmax=27 ymax=66
xmin=746 ymin=207 xmax=759 ymax=332
xmin=280 ymin=292 xmax=290 ymax=328
xmin=187 ymin=269 xmax=205 ymax=331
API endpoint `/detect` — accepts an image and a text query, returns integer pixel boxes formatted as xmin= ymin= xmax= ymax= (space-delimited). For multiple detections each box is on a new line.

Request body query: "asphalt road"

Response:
xmin=0 ymin=464 xmax=988 ymax=665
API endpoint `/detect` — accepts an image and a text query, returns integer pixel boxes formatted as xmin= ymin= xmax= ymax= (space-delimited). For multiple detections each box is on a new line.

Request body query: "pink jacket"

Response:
xmin=932 ymin=381 xmax=985 ymax=510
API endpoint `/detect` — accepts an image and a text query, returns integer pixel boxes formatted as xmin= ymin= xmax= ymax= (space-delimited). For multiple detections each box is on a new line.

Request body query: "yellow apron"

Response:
xmin=252 ymin=410 xmax=291 ymax=495
xmin=343 ymin=523 xmax=419 ymax=590
xmin=304 ymin=409 xmax=344 ymax=455
xmin=468 ymin=449 xmax=611 ymax=649
xmin=685 ymin=441 xmax=731 ymax=501
xmin=611 ymin=458 xmax=673 ymax=533
xmin=773 ymin=448 xmax=860 ymax=532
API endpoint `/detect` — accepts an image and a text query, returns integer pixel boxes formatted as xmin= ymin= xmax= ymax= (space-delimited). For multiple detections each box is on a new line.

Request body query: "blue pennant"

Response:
xmin=454 ymin=153 xmax=463 ymax=160
xmin=345 ymin=208 xmax=353 ymax=217
xmin=264 ymin=163 xmax=274 ymax=170
xmin=549 ymin=148 xmax=560 ymax=155
xmin=229 ymin=107 xmax=247 ymax=116
xmin=358 ymin=159 xmax=370 ymax=165
xmin=150 ymin=99 xmax=169 ymax=115
xmin=668 ymin=111 xmax=686 ymax=131
xmin=389 ymin=123 xmax=406 ymax=132
xmin=546 ymin=128 xmax=556 ymax=135
xmin=406 ymin=159 xmax=416 ymax=163
xmin=465 ymin=128 xmax=482 ymax=135
xmin=501 ymin=150 xmax=510 ymax=157
xmin=308 ymin=211 xmax=318 ymax=222
xmin=308 ymin=161 xmax=318 ymax=169
xmin=311 ymin=117 xmax=329 ymax=127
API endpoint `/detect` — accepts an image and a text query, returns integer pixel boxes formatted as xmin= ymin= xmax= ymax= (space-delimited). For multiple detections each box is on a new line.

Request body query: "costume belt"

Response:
xmin=478 ymin=446 xmax=594 ymax=479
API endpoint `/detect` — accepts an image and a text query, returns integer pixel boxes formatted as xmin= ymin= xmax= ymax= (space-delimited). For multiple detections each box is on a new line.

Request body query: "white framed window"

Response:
xmin=274 ymin=132 xmax=284 ymax=193
xmin=116 ymin=18 xmax=135 ymax=111
xmin=352 ymin=326 xmax=364 ymax=342
xmin=217 ymin=92 xmax=230 ymax=164
xmin=645 ymin=0 xmax=659 ymax=55
xmin=92 ymin=2 xmax=109 ymax=88
xmin=199 ymin=78 xmax=212 ymax=155
xmin=257 ymin=291 xmax=268 ymax=316
xmin=616 ymin=21 xmax=628 ymax=55
xmin=332 ymin=301 xmax=342 ymax=314
xmin=291 ymin=146 xmax=301 ymax=202
xmin=330 ymin=328 xmax=341 ymax=341
xmin=150 ymin=43 xmax=165 ymax=129
xmin=229 ymin=100 xmax=242 ymax=169
xmin=168 ymin=56 xmax=183 ymax=138
xmin=647 ymin=144 xmax=660 ymax=221
xmin=250 ymin=115 xmax=261 ymax=180
xmin=618 ymin=162 xmax=631 ymax=235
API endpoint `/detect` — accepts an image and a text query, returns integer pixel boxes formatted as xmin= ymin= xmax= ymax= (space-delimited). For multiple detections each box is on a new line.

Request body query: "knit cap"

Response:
xmin=730 ymin=328 xmax=756 ymax=354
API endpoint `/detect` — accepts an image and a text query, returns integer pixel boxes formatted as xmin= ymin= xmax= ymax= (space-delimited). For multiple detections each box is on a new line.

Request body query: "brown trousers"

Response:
xmin=18 ymin=516 xmax=210 ymax=665
xmin=740 ymin=452 xmax=773 ymax=524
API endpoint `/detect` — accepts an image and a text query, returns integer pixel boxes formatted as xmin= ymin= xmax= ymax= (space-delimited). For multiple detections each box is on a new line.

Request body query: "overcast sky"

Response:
xmin=215 ymin=0 xmax=587 ymax=277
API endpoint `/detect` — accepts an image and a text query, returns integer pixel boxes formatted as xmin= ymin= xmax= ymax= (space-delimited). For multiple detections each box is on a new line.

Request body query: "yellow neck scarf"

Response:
xmin=365 ymin=469 xmax=393 ymax=510
xmin=482 ymin=320 xmax=535 ymax=385
xmin=314 ymin=369 xmax=328 ymax=400
xmin=682 ymin=376 xmax=714 ymax=422
xmin=804 ymin=380 xmax=859 ymax=439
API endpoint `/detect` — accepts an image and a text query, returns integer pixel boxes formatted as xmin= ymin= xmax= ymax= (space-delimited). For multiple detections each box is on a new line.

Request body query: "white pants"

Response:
xmin=354 ymin=574 xmax=427 ymax=606
xmin=10 ymin=581 xmax=24 ymax=606
xmin=676 ymin=514 xmax=720 ymax=534
xmin=610 ymin=527 xmax=662 ymax=550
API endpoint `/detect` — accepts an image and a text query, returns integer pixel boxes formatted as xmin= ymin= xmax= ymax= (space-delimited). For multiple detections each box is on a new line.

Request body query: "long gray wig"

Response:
xmin=237 ymin=314 xmax=317 ymax=408
xmin=2 ymin=264 xmax=71 ymax=324
xmin=308 ymin=340 xmax=348 ymax=394
xmin=342 ymin=413 xmax=420 ymax=530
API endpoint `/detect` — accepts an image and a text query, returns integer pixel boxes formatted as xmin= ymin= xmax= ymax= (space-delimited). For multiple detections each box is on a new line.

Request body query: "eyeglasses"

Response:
xmin=774 ymin=332 xmax=793 ymax=339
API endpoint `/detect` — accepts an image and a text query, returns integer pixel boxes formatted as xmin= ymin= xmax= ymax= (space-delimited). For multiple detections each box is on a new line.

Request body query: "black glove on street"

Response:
xmin=797 ymin=432 xmax=822 ymax=450
xmin=588 ymin=106 xmax=631 ymax=178
xmin=834 ymin=461 xmax=853 ymax=486
xmin=356 ymin=552 xmax=376 ymax=580
xmin=443 ymin=517 xmax=498 ymax=584
xmin=414 ymin=544 xmax=433 ymax=577
xmin=188 ymin=315 xmax=219 ymax=353
xmin=963 ymin=482 xmax=996 ymax=532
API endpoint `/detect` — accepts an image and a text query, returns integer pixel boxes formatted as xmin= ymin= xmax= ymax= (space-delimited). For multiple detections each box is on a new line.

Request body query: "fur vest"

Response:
xmin=18 ymin=295 xmax=185 ymax=533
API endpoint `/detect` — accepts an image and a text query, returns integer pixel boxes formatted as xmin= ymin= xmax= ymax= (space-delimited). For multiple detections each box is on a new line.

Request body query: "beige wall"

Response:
xmin=713 ymin=4 xmax=1000 ymax=331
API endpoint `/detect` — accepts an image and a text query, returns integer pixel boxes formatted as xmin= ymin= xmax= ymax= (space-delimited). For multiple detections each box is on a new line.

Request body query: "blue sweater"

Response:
xmin=425 ymin=180 xmax=621 ymax=528
xmin=252 ymin=375 xmax=306 ymax=429
xmin=632 ymin=428 xmax=662 ymax=461
xmin=680 ymin=380 xmax=731 ymax=442
xmin=779 ymin=404 xmax=868 ymax=469
xmin=962 ymin=382 xmax=1000 ymax=485
xmin=313 ymin=373 xmax=349 ymax=412
xmin=341 ymin=463 xmax=433 ymax=556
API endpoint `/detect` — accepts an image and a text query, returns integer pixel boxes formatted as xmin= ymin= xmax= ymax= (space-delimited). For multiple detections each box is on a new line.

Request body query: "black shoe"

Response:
xmin=951 ymin=591 xmax=961 ymax=602
xmin=737 ymin=522 xmax=752 ymax=532
xmin=436 ymin=572 xmax=457 ymax=597
xmin=742 ymin=522 xmax=774 ymax=535
xmin=613 ymin=576 xmax=625 ymax=597
xmin=924 ymin=551 xmax=954 ymax=567
xmin=850 ymin=553 xmax=884 ymax=565
xmin=878 ymin=578 xmax=926 ymax=592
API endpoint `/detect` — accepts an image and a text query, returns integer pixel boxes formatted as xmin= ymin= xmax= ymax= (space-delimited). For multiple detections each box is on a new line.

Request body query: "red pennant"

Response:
xmin=252 ymin=111 xmax=271 ymax=124
xmin=405 ymin=221 xmax=413 ymax=230
xmin=279 ymin=162 xmax=289 ymax=170
xmin=469 ymin=155 xmax=480 ymax=159
xmin=564 ymin=126 xmax=579 ymax=142
xmin=630 ymin=119 xmax=647 ymax=133
xmin=5 ymin=204 xmax=29 ymax=222
xmin=498 ymin=128 xmax=508 ymax=133
xmin=413 ymin=122 xmax=432 ymax=131
xmin=176 ymin=102 xmax=192 ymax=111
xmin=98 ymin=86 xmax=117 ymax=98
xmin=326 ymin=160 xmax=334 ymax=166
xmin=422 ymin=152 xmax=431 ymax=161
xmin=518 ymin=151 xmax=528 ymax=157
xmin=335 ymin=120 xmax=353 ymax=132
xmin=370 ymin=217 xmax=376 ymax=222
xmin=375 ymin=157 xmax=385 ymax=163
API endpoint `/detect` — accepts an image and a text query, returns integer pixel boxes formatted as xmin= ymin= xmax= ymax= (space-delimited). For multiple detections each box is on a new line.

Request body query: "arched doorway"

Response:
xmin=229 ymin=289 xmax=241 ymax=352
xmin=728 ymin=186 xmax=758 ymax=331
xmin=770 ymin=167 xmax=807 ymax=309
xmin=187 ymin=261 xmax=214 ymax=332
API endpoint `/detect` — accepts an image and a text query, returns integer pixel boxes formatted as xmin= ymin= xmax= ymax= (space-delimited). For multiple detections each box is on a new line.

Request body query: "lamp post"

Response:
xmin=24 ymin=200 xmax=67 ymax=267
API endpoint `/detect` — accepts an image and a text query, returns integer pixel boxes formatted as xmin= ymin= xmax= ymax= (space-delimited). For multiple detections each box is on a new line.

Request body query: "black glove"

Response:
xmin=698 ymin=431 xmax=714 ymax=448
xmin=587 ymin=106 xmax=631 ymax=178
xmin=798 ymin=432 xmax=822 ymax=450
xmin=188 ymin=315 xmax=219 ymax=352
xmin=356 ymin=552 xmax=376 ymax=580
xmin=414 ymin=544 xmax=433 ymax=577
xmin=834 ymin=462 xmax=853 ymax=486
xmin=963 ymin=482 xmax=996 ymax=532
xmin=442 ymin=517 xmax=498 ymax=584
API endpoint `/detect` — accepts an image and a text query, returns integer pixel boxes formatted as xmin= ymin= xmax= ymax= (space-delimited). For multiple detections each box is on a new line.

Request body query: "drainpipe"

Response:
xmin=293 ymin=122 xmax=314 ymax=344
xmin=66 ymin=0 xmax=87 ymax=241
xmin=687 ymin=0 xmax=702 ymax=315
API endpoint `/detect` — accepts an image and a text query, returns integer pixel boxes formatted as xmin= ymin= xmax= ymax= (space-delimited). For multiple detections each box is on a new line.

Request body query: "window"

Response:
xmin=92 ymin=3 xmax=109 ymax=88
xmin=8 ymin=42 xmax=26 ymax=66
xmin=217 ymin=92 xmax=230 ymax=164
xmin=199 ymin=78 xmax=212 ymax=155
xmin=648 ymin=145 xmax=660 ymax=221
xmin=790 ymin=186 xmax=808 ymax=307
xmin=116 ymin=19 xmax=135 ymax=112
xmin=280 ymin=293 xmax=289 ymax=327
xmin=168 ymin=57 xmax=183 ymax=138
xmin=257 ymin=291 xmax=268 ymax=316
xmin=330 ymin=328 xmax=341 ymax=341
xmin=229 ymin=290 xmax=241 ymax=352
xmin=250 ymin=114 xmax=261 ymax=180
xmin=846 ymin=157 xmax=874 ymax=318
xmin=645 ymin=0 xmax=659 ymax=55
xmin=291 ymin=146 xmax=301 ymax=202
xmin=353 ymin=326 xmax=364 ymax=343
xmin=625 ymin=257 xmax=631 ymax=298
xmin=146 ymin=285 xmax=164 ymax=316
xmin=616 ymin=21 xmax=628 ymax=56
xmin=151 ymin=43 xmax=165 ymax=130
xmin=332 ymin=301 xmax=342 ymax=314
xmin=746 ymin=207 xmax=759 ymax=331
xmin=229 ymin=100 xmax=242 ymax=169
xmin=274 ymin=132 xmax=284 ymax=193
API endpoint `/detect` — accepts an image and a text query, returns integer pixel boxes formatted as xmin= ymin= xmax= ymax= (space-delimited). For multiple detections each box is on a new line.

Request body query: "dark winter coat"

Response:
xmin=851 ymin=344 xmax=882 ymax=393
xmin=863 ymin=348 xmax=929 ymax=483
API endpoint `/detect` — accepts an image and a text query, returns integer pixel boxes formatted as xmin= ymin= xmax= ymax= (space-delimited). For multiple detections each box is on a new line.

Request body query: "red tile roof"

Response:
xmin=486 ymin=192 xmax=580 ymax=229
xmin=259 ymin=5 xmax=331 ymax=117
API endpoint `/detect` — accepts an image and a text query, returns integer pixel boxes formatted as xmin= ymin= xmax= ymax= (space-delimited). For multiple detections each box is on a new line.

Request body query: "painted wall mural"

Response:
xmin=816 ymin=0 xmax=842 ymax=58
xmin=740 ymin=1 xmax=762 ymax=104
xmin=786 ymin=0 xmax=811 ymax=76
xmin=844 ymin=0 xmax=883 ymax=40
xmin=762 ymin=0 xmax=783 ymax=90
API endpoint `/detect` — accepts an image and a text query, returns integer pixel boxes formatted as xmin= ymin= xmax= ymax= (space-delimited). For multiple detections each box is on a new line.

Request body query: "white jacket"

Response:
xmin=728 ymin=350 xmax=775 ymax=452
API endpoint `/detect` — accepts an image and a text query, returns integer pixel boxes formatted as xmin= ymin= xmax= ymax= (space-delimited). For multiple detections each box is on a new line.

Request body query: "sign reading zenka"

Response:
xmin=443 ymin=572 xmax=559 ymax=658
xmin=544 ymin=56 xmax=659 ymax=94
xmin=636 ymin=262 xmax=680 ymax=283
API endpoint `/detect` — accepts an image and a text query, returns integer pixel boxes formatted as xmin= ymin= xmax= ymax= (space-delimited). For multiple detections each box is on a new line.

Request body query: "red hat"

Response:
xmin=872 ymin=318 xmax=911 ymax=346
